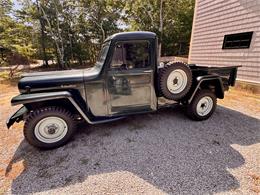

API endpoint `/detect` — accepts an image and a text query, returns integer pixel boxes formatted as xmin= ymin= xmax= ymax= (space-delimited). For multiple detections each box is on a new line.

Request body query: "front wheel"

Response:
xmin=187 ymin=89 xmax=217 ymax=121
xmin=24 ymin=106 xmax=76 ymax=149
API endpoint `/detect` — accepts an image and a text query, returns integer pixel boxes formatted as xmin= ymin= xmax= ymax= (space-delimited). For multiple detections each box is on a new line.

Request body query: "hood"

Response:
xmin=18 ymin=68 xmax=99 ymax=93
xmin=21 ymin=69 xmax=82 ymax=78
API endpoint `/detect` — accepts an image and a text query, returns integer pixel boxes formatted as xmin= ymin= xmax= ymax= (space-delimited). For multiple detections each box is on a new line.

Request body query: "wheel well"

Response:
xmin=24 ymin=99 xmax=82 ymax=118
xmin=200 ymin=79 xmax=224 ymax=99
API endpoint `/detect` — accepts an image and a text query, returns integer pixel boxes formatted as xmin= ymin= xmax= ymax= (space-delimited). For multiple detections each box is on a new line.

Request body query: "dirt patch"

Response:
xmin=248 ymin=173 xmax=260 ymax=193
xmin=218 ymin=88 xmax=260 ymax=119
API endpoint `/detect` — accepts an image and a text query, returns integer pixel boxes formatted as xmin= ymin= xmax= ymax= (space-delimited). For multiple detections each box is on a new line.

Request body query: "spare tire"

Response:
xmin=159 ymin=62 xmax=192 ymax=100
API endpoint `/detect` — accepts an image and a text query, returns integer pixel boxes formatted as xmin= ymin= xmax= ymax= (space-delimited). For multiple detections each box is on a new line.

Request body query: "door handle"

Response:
xmin=144 ymin=70 xmax=153 ymax=73
xmin=115 ymin=71 xmax=152 ymax=76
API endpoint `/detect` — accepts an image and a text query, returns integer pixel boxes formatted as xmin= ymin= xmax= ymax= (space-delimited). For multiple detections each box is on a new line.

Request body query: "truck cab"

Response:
xmin=88 ymin=32 xmax=158 ymax=116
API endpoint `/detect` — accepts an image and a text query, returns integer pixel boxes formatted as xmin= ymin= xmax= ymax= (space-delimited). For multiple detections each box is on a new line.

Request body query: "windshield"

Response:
xmin=95 ymin=41 xmax=110 ymax=69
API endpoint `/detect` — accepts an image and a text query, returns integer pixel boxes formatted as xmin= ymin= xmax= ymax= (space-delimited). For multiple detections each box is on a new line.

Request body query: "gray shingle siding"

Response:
xmin=189 ymin=0 xmax=260 ymax=82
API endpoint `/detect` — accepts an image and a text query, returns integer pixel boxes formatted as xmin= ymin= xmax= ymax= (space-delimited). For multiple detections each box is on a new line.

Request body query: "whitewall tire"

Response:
xmin=187 ymin=89 xmax=217 ymax=121
xmin=24 ymin=107 xmax=75 ymax=149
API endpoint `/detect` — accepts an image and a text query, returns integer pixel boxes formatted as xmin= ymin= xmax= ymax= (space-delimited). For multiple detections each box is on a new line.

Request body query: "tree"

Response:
xmin=16 ymin=0 xmax=50 ymax=67
xmin=0 ymin=0 xmax=195 ymax=73
xmin=0 ymin=0 xmax=12 ymax=17
xmin=38 ymin=0 xmax=67 ymax=69
xmin=125 ymin=0 xmax=195 ymax=56
xmin=17 ymin=0 xmax=124 ymax=68
xmin=78 ymin=0 xmax=124 ymax=61
xmin=0 ymin=0 xmax=36 ymax=66
xmin=36 ymin=0 xmax=49 ymax=67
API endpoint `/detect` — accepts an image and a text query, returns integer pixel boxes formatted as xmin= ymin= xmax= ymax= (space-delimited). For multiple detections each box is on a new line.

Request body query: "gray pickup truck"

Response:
xmin=7 ymin=31 xmax=239 ymax=149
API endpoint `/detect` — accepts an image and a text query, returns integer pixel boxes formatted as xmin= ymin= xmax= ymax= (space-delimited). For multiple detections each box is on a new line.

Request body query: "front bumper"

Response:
xmin=6 ymin=106 xmax=28 ymax=129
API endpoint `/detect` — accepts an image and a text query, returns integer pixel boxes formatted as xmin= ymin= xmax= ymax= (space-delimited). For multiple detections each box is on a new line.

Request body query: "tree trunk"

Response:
xmin=76 ymin=46 xmax=83 ymax=66
xmin=159 ymin=0 xmax=164 ymax=58
xmin=178 ymin=42 xmax=182 ymax=55
xmin=36 ymin=0 xmax=48 ymax=68
xmin=100 ymin=21 xmax=105 ymax=43
xmin=54 ymin=3 xmax=66 ymax=69
xmin=54 ymin=43 xmax=61 ymax=69
xmin=39 ymin=19 xmax=49 ymax=67
xmin=40 ymin=20 xmax=48 ymax=67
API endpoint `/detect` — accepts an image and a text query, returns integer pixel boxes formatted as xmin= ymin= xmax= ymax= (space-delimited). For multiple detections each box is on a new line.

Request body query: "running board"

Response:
xmin=68 ymin=97 xmax=124 ymax=125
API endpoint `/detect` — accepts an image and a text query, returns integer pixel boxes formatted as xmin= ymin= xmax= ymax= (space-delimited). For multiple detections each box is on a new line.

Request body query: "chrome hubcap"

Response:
xmin=34 ymin=117 xmax=68 ymax=143
xmin=196 ymin=96 xmax=213 ymax=116
xmin=167 ymin=69 xmax=188 ymax=94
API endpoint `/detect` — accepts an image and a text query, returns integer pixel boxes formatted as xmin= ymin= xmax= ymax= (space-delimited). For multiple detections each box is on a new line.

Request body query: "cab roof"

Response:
xmin=105 ymin=31 xmax=157 ymax=42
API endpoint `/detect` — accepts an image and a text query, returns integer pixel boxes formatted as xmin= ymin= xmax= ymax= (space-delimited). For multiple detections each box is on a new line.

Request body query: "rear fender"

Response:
xmin=188 ymin=75 xmax=224 ymax=104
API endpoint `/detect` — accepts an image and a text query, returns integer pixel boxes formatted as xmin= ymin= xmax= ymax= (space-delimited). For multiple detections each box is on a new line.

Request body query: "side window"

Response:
xmin=111 ymin=41 xmax=150 ymax=69
xmin=111 ymin=43 xmax=124 ymax=68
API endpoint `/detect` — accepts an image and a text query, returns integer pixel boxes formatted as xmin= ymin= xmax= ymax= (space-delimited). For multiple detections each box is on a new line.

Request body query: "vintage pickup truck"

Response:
xmin=7 ymin=31 xmax=239 ymax=149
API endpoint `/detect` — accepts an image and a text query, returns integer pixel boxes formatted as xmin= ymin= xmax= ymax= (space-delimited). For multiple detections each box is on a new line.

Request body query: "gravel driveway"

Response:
xmin=1 ymin=84 xmax=260 ymax=194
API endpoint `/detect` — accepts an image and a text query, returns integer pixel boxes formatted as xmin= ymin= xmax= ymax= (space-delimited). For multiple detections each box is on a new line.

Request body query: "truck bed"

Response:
xmin=189 ymin=64 xmax=240 ymax=90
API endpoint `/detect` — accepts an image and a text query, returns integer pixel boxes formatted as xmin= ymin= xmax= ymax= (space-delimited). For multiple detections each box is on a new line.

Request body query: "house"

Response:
xmin=189 ymin=0 xmax=260 ymax=83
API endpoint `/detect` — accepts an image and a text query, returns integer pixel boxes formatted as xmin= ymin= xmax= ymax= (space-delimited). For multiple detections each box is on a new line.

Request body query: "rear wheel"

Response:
xmin=24 ymin=106 xmax=76 ymax=149
xmin=187 ymin=89 xmax=217 ymax=121
xmin=159 ymin=62 xmax=192 ymax=100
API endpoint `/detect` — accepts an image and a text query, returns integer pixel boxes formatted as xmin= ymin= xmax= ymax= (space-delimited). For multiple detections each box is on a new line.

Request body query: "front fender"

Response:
xmin=11 ymin=91 xmax=72 ymax=106
xmin=7 ymin=91 xmax=72 ymax=129
xmin=6 ymin=106 xmax=28 ymax=129
xmin=9 ymin=91 xmax=123 ymax=127
xmin=11 ymin=90 xmax=93 ymax=123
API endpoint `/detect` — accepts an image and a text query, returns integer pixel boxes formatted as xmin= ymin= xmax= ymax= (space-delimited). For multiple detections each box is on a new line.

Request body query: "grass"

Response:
xmin=0 ymin=71 xmax=10 ymax=80
xmin=0 ymin=71 xmax=22 ymax=81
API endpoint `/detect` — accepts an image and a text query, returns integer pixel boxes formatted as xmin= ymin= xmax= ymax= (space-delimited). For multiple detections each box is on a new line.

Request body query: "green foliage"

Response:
xmin=0 ymin=0 xmax=195 ymax=69
xmin=0 ymin=0 xmax=12 ymax=17
xmin=0 ymin=0 xmax=36 ymax=66
xmin=125 ymin=0 xmax=195 ymax=56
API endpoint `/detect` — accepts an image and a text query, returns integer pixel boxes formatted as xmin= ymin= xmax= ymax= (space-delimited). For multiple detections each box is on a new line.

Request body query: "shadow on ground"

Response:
xmin=6 ymin=106 xmax=260 ymax=194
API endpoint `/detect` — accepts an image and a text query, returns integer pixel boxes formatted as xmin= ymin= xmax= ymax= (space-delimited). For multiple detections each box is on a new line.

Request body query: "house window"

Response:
xmin=222 ymin=32 xmax=253 ymax=49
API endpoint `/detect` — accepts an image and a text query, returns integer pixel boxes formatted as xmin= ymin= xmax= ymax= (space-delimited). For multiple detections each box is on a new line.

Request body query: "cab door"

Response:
xmin=107 ymin=40 xmax=157 ymax=115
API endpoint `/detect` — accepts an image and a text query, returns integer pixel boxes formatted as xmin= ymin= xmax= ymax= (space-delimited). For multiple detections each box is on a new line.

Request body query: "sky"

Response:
xmin=13 ymin=0 xmax=22 ymax=10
